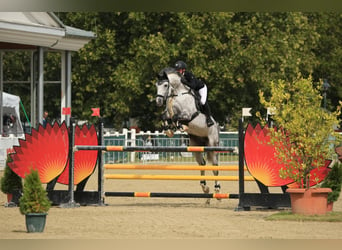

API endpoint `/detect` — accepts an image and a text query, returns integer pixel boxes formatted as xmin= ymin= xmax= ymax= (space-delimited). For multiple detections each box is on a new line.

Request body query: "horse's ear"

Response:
xmin=156 ymin=72 xmax=163 ymax=80
xmin=157 ymin=68 xmax=169 ymax=80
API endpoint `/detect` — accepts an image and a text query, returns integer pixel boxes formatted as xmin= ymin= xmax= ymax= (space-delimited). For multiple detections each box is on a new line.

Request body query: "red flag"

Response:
xmin=62 ymin=107 xmax=71 ymax=115
xmin=91 ymin=108 xmax=100 ymax=117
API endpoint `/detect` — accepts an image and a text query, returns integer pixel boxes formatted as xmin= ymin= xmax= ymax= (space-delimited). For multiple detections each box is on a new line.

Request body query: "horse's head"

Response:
xmin=155 ymin=79 xmax=170 ymax=107
xmin=155 ymin=67 xmax=185 ymax=107
xmin=155 ymin=67 xmax=175 ymax=107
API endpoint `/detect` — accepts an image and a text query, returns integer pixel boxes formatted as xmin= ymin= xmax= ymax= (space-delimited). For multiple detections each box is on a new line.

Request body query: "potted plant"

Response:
xmin=258 ymin=76 xmax=342 ymax=215
xmin=0 ymin=154 xmax=22 ymax=207
xmin=19 ymin=169 xmax=52 ymax=233
xmin=320 ymin=161 xmax=342 ymax=211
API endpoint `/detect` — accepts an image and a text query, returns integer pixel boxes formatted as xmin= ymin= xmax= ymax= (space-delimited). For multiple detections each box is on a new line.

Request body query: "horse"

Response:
xmin=156 ymin=67 xmax=221 ymax=204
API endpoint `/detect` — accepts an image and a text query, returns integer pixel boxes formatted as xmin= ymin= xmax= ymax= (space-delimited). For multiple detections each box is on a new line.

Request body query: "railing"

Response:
xmin=103 ymin=129 xmax=239 ymax=165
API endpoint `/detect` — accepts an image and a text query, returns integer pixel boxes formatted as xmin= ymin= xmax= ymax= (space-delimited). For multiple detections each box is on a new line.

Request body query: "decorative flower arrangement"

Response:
xmin=8 ymin=123 xmax=69 ymax=183
xmin=244 ymin=123 xmax=331 ymax=187
xmin=257 ymin=77 xmax=342 ymax=188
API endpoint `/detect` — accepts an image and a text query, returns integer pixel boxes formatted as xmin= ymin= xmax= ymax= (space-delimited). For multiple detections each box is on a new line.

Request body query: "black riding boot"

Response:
xmin=203 ymin=102 xmax=214 ymax=127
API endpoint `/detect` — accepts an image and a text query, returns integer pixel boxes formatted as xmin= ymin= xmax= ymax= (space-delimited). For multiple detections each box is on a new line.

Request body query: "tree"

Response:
xmin=50 ymin=13 xmax=340 ymax=130
xmin=309 ymin=13 xmax=342 ymax=112
xmin=19 ymin=169 xmax=51 ymax=214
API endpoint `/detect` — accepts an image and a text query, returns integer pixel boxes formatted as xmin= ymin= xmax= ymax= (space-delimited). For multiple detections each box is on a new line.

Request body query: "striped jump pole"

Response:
xmin=75 ymin=145 xmax=235 ymax=152
xmin=105 ymin=192 xmax=239 ymax=199
xmin=104 ymin=164 xmax=247 ymax=171
xmin=104 ymin=174 xmax=254 ymax=181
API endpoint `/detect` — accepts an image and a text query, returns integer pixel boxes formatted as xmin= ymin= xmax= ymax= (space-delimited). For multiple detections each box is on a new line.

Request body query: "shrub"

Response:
xmin=0 ymin=154 xmax=22 ymax=194
xmin=321 ymin=161 xmax=342 ymax=203
xmin=19 ymin=169 xmax=51 ymax=214
xmin=258 ymin=77 xmax=342 ymax=188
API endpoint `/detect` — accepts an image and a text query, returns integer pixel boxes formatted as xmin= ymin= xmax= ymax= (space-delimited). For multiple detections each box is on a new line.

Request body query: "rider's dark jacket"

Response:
xmin=182 ymin=71 xmax=205 ymax=91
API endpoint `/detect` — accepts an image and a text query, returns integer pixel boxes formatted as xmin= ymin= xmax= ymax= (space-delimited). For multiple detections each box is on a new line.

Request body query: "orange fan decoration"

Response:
xmin=244 ymin=123 xmax=331 ymax=187
xmin=287 ymin=160 xmax=331 ymax=188
xmin=244 ymin=123 xmax=293 ymax=187
xmin=8 ymin=122 xmax=69 ymax=183
xmin=57 ymin=124 xmax=98 ymax=185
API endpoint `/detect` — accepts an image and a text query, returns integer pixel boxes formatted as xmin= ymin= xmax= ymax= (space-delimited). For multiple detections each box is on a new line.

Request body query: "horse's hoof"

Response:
xmin=214 ymin=186 xmax=221 ymax=201
xmin=205 ymin=199 xmax=211 ymax=205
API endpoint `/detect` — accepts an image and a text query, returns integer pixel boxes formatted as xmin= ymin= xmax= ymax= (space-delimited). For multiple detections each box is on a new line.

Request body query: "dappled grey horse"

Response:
xmin=156 ymin=67 xmax=221 ymax=203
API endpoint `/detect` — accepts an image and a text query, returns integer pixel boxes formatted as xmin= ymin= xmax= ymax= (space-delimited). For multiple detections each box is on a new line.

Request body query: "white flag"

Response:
xmin=242 ymin=108 xmax=252 ymax=117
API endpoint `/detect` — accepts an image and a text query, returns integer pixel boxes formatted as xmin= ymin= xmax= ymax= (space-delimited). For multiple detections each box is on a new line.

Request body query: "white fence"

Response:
xmin=0 ymin=128 xmax=239 ymax=169
xmin=104 ymin=129 xmax=239 ymax=165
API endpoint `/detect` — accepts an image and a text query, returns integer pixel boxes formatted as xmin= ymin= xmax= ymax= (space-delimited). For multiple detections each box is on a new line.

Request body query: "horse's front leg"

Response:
xmin=161 ymin=111 xmax=175 ymax=137
xmin=200 ymin=170 xmax=210 ymax=194
xmin=200 ymin=170 xmax=211 ymax=205
xmin=212 ymin=169 xmax=221 ymax=198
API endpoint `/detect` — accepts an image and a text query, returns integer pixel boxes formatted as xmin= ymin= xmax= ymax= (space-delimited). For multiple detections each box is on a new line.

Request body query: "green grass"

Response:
xmin=265 ymin=211 xmax=342 ymax=222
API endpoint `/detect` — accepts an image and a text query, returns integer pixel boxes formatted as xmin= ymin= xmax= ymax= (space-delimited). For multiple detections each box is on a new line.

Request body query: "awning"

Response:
xmin=0 ymin=12 xmax=95 ymax=51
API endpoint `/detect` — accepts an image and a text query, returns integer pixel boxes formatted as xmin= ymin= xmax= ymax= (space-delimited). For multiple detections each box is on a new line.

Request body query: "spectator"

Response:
xmin=42 ymin=111 xmax=48 ymax=128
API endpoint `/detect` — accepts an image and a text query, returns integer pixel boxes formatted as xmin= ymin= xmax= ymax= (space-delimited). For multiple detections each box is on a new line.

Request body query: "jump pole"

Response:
xmin=104 ymin=174 xmax=254 ymax=181
xmin=104 ymin=164 xmax=246 ymax=171
xmin=75 ymin=145 xmax=235 ymax=152
xmin=105 ymin=192 xmax=239 ymax=199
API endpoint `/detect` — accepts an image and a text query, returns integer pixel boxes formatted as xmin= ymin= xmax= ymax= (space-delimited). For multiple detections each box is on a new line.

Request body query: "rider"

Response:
xmin=174 ymin=60 xmax=214 ymax=127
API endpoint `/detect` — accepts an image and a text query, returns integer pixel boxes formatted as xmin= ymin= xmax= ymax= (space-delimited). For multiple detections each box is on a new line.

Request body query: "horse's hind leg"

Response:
xmin=194 ymin=152 xmax=210 ymax=204
xmin=194 ymin=152 xmax=209 ymax=193
xmin=209 ymin=151 xmax=221 ymax=198
xmin=208 ymin=129 xmax=221 ymax=199
xmin=190 ymin=135 xmax=211 ymax=204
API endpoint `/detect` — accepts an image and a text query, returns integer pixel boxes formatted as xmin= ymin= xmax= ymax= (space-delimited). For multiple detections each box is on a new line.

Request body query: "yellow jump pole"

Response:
xmin=104 ymin=174 xmax=254 ymax=181
xmin=104 ymin=164 xmax=246 ymax=171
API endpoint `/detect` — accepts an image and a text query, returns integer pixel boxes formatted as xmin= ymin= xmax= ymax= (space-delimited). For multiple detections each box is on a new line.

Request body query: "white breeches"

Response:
xmin=198 ymin=84 xmax=207 ymax=105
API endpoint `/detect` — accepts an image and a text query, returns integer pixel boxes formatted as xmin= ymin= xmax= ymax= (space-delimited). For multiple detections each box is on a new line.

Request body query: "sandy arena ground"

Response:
xmin=1 ymin=168 xmax=342 ymax=239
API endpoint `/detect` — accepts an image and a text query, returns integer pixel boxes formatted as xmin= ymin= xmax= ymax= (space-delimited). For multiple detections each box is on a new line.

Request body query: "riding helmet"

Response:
xmin=174 ymin=60 xmax=187 ymax=70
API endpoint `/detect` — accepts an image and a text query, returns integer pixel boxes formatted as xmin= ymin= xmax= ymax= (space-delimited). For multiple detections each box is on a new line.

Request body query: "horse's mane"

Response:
xmin=157 ymin=67 xmax=177 ymax=81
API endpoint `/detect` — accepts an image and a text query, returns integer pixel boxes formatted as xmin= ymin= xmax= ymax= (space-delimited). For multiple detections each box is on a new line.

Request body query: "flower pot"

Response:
xmin=286 ymin=188 xmax=332 ymax=215
xmin=327 ymin=202 xmax=334 ymax=212
xmin=25 ymin=213 xmax=47 ymax=233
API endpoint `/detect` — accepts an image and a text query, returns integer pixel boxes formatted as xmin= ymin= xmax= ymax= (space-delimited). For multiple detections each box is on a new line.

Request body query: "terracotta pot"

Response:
xmin=286 ymin=188 xmax=332 ymax=215
xmin=327 ymin=202 xmax=334 ymax=212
